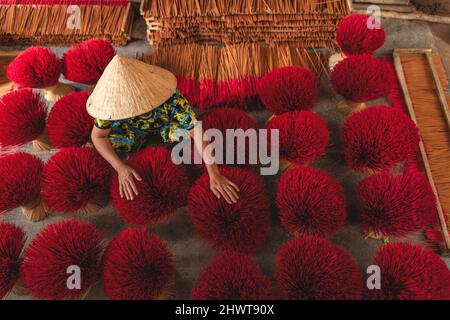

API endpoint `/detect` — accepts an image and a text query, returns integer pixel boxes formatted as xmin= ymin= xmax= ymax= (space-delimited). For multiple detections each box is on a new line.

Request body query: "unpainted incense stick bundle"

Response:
xmin=0 ymin=1 xmax=133 ymax=45
xmin=142 ymin=43 xmax=326 ymax=110
xmin=140 ymin=0 xmax=349 ymax=47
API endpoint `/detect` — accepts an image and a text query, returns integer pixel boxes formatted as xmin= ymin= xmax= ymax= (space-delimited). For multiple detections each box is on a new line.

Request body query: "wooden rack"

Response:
xmin=393 ymin=48 xmax=450 ymax=254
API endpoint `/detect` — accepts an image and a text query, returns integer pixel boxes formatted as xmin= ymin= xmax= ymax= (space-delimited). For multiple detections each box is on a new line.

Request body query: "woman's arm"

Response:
xmin=189 ymin=128 xmax=240 ymax=204
xmin=91 ymin=126 xmax=141 ymax=201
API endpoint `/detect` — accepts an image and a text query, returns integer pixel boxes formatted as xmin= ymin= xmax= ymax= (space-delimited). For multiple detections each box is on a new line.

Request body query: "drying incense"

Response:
xmin=275 ymin=235 xmax=363 ymax=300
xmin=0 ymin=222 xmax=26 ymax=299
xmin=188 ymin=167 xmax=270 ymax=254
xmin=6 ymin=46 xmax=74 ymax=102
xmin=0 ymin=152 xmax=49 ymax=222
xmin=265 ymin=110 xmax=330 ymax=171
xmin=330 ymin=54 xmax=395 ymax=115
xmin=393 ymin=48 xmax=450 ymax=254
xmin=103 ymin=230 xmax=175 ymax=300
xmin=0 ymin=89 xmax=52 ymax=151
xmin=42 ymin=147 xmax=113 ymax=215
xmin=142 ymin=43 xmax=327 ymax=110
xmin=0 ymin=0 xmax=133 ymax=45
xmin=277 ymin=167 xmax=347 ymax=237
xmin=191 ymin=252 xmax=273 ymax=300
xmin=22 ymin=220 xmax=103 ymax=300
xmin=366 ymin=243 xmax=450 ymax=300
xmin=257 ymin=66 xmax=318 ymax=115
xmin=111 ymin=147 xmax=190 ymax=226
xmin=358 ymin=169 xmax=437 ymax=241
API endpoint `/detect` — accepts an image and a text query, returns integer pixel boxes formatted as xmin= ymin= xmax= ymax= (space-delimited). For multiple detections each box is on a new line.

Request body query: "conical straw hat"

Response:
xmin=86 ymin=55 xmax=177 ymax=120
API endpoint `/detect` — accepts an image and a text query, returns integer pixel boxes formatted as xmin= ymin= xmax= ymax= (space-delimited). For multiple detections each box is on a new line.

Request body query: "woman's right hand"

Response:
xmin=116 ymin=163 xmax=142 ymax=201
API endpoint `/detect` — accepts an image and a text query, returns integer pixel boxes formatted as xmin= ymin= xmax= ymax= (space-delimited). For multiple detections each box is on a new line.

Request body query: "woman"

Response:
xmin=88 ymin=55 xmax=239 ymax=204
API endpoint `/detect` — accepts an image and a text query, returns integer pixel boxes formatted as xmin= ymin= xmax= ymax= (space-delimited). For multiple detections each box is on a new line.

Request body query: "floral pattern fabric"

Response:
xmin=94 ymin=90 xmax=197 ymax=153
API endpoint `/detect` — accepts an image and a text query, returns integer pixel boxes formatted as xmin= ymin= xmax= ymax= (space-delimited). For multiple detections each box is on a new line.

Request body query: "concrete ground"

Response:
xmin=2 ymin=15 xmax=450 ymax=300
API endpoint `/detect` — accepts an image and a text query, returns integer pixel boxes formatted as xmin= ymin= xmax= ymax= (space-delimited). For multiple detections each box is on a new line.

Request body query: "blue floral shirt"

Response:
xmin=94 ymin=90 xmax=197 ymax=153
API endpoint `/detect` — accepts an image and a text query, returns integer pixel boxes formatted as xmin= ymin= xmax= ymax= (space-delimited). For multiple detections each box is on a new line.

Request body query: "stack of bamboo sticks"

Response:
xmin=140 ymin=0 xmax=350 ymax=48
xmin=142 ymin=44 xmax=327 ymax=109
xmin=0 ymin=0 xmax=134 ymax=45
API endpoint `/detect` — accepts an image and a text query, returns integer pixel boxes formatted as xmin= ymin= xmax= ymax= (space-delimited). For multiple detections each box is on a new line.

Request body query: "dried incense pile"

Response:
xmin=143 ymin=44 xmax=326 ymax=80
xmin=0 ymin=1 xmax=133 ymax=45
xmin=142 ymin=44 xmax=327 ymax=109
xmin=397 ymin=52 xmax=450 ymax=250
xmin=140 ymin=0 xmax=350 ymax=47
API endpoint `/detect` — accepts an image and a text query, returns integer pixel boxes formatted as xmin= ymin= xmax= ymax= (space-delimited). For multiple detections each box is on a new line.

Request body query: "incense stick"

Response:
xmin=142 ymin=43 xmax=326 ymax=109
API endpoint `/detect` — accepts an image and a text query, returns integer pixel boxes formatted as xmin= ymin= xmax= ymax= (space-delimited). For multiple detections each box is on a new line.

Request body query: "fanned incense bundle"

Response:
xmin=111 ymin=146 xmax=189 ymax=226
xmin=358 ymin=168 xmax=437 ymax=240
xmin=393 ymin=49 xmax=450 ymax=253
xmin=142 ymin=44 xmax=327 ymax=110
xmin=196 ymin=107 xmax=258 ymax=168
xmin=6 ymin=46 xmax=74 ymax=102
xmin=275 ymin=235 xmax=363 ymax=300
xmin=0 ymin=0 xmax=133 ymax=45
xmin=140 ymin=0 xmax=350 ymax=47
xmin=188 ymin=167 xmax=270 ymax=254
xmin=0 ymin=222 xmax=26 ymax=299
xmin=42 ymin=147 xmax=113 ymax=215
xmin=365 ymin=243 xmax=450 ymax=300
xmin=191 ymin=252 xmax=273 ymax=300
xmin=103 ymin=229 xmax=175 ymax=300
xmin=22 ymin=220 xmax=103 ymax=300
xmin=0 ymin=152 xmax=49 ymax=222
xmin=257 ymin=66 xmax=318 ymax=115
xmin=0 ymin=89 xmax=51 ymax=151
xmin=277 ymin=167 xmax=347 ymax=237
xmin=265 ymin=110 xmax=330 ymax=169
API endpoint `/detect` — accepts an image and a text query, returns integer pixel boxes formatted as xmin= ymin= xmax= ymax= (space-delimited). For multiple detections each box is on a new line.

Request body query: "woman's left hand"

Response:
xmin=209 ymin=172 xmax=240 ymax=204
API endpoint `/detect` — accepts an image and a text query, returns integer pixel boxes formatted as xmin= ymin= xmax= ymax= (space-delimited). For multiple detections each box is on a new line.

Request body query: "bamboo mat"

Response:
xmin=393 ymin=49 xmax=450 ymax=254
xmin=0 ymin=1 xmax=134 ymax=45
xmin=140 ymin=0 xmax=350 ymax=48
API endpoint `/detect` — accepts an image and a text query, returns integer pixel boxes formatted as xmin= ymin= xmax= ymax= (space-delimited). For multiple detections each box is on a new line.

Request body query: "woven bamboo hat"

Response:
xmin=86 ymin=55 xmax=177 ymax=120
